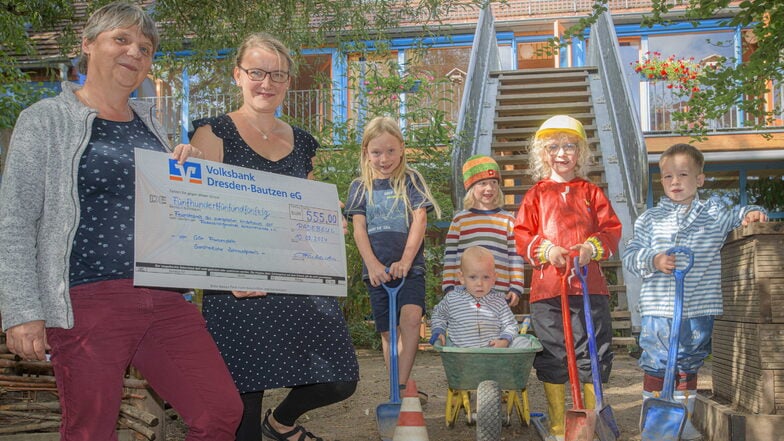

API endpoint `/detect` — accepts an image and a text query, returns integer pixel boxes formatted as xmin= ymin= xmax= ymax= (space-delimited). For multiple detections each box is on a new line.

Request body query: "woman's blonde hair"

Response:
xmin=78 ymin=1 xmax=159 ymax=74
xmin=528 ymin=133 xmax=592 ymax=182
xmin=235 ymin=32 xmax=295 ymax=75
xmin=350 ymin=116 xmax=441 ymax=222
xmin=462 ymin=184 xmax=504 ymax=210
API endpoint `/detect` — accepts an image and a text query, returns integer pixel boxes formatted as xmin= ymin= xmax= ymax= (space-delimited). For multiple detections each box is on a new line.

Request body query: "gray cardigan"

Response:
xmin=0 ymin=82 xmax=172 ymax=331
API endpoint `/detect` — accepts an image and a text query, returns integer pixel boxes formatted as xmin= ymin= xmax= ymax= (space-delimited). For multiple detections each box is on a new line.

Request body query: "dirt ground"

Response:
xmin=166 ymin=347 xmax=712 ymax=441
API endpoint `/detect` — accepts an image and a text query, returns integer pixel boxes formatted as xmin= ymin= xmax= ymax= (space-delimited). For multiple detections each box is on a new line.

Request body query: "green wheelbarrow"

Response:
xmin=433 ymin=334 xmax=542 ymax=441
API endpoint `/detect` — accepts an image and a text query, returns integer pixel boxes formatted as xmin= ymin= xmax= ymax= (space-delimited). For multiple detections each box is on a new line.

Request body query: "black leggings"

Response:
xmin=531 ymin=294 xmax=613 ymax=384
xmin=236 ymin=380 xmax=357 ymax=441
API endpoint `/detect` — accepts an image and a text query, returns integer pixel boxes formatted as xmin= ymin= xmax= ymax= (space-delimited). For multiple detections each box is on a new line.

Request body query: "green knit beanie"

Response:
xmin=462 ymin=155 xmax=500 ymax=190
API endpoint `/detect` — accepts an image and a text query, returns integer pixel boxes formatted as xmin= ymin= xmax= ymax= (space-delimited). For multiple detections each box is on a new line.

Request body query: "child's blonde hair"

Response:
xmin=460 ymin=246 xmax=495 ymax=271
xmin=528 ymin=115 xmax=592 ymax=181
xmin=351 ymin=116 xmax=441 ymax=221
xmin=463 ymin=186 xmax=504 ymax=210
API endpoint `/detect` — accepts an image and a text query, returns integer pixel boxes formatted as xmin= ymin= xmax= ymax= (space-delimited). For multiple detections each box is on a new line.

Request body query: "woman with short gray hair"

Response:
xmin=0 ymin=2 xmax=242 ymax=439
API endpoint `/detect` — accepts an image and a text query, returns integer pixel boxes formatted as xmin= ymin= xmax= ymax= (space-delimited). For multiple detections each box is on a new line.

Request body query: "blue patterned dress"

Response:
xmin=193 ymin=114 xmax=359 ymax=393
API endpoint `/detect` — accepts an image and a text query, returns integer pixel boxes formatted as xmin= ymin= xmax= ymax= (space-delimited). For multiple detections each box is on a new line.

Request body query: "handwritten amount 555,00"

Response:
xmin=290 ymin=204 xmax=339 ymax=226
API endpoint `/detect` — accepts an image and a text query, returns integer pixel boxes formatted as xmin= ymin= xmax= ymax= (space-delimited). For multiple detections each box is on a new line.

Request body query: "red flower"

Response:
xmin=631 ymin=53 xmax=703 ymax=91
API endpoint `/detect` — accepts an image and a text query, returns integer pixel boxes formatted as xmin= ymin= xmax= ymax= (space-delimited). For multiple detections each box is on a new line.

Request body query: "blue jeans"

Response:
xmin=638 ymin=315 xmax=714 ymax=377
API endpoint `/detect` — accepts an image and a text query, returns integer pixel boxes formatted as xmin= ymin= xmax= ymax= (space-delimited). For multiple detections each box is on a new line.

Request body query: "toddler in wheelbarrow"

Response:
xmin=430 ymin=246 xmax=542 ymax=440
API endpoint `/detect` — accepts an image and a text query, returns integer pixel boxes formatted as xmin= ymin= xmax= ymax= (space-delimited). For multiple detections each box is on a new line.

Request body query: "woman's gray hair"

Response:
xmin=78 ymin=1 xmax=159 ymax=74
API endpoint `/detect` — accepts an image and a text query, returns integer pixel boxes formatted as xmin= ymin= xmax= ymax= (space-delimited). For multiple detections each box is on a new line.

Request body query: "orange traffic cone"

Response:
xmin=392 ymin=379 xmax=429 ymax=441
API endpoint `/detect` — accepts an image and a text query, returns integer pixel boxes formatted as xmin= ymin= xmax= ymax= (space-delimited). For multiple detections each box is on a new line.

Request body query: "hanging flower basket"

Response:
xmin=631 ymin=51 xmax=703 ymax=94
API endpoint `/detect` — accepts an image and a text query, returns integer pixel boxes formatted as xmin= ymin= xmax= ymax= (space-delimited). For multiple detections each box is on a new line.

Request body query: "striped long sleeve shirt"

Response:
xmin=430 ymin=286 xmax=519 ymax=348
xmin=623 ymin=195 xmax=766 ymax=318
xmin=441 ymin=208 xmax=525 ymax=296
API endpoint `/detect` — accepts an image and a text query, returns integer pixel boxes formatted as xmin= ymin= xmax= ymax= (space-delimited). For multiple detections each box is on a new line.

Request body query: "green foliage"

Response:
xmin=747 ymin=176 xmax=784 ymax=212
xmin=150 ymin=0 xmax=486 ymax=89
xmin=298 ymin=60 xmax=456 ymax=341
xmin=553 ymin=0 xmax=784 ymax=140
xmin=0 ymin=82 xmax=58 ymax=128
xmin=0 ymin=0 xmax=74 ymax=128
xmin=347 ymin=319 xmax=382 ymax=350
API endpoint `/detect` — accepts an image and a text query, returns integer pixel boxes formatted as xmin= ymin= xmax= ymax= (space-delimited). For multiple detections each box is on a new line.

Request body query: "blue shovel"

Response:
xmin=640 ymin=246 xmax=694 ymax=441
xmin=376 ymin=274 xmax=405 ymax=441
xmin=575 ymin=257 xmax=620 ymax=441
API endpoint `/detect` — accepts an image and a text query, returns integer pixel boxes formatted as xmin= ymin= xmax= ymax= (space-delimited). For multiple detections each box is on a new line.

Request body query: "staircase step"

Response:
xmin=612 ymin=336 xmax=637 ymax=347
xmin=499 ymin=165 xmax=605 ymax=181
xmin=498 ymin=80 xmax=590 ymax=93
xmin=497 ymin=91 xmax=592 ymax=104
xmin=495 ymin=102 xmax=594 ymax=116
xmin=491 ymin=68 xmax=597 ymax=83
xmin=490 ymin=137 xmax=602 ymax=153
xmin=493 ymin=151 xmax=604 ymax=165
xmin=493 ymin=112 xmax=596 ymax=126
xmin=493 ymin=123 xmax=597 ymax=138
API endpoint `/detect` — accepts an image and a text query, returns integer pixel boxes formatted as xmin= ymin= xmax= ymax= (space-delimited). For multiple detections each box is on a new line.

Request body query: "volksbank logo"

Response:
xmin=169 ymin=159 xmax=202 ymax=184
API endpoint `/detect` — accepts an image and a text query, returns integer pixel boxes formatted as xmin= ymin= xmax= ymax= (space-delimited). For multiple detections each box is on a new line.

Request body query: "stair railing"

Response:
xmin=586 ymin=11 xmax=648 ymax=218
xmin=587 ymin=10 xmax=647 ymax=332
xmin=451 ymin=5 xmax=501 ymax=208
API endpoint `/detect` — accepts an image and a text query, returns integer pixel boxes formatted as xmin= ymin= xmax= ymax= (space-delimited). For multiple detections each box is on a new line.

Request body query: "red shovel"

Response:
xmin=560 ymin=260 xmax=596 ymax=441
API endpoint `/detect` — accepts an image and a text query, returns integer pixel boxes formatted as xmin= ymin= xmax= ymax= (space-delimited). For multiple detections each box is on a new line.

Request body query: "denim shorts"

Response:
xmin=367 ymin=275 xmax=426 ymax=332
xmin=638 ymin=315 xmax=714 ymax=376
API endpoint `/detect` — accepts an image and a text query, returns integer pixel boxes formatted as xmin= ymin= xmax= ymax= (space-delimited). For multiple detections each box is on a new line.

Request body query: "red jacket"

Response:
xmin=514 ymin=178 xmax=621 ymax=303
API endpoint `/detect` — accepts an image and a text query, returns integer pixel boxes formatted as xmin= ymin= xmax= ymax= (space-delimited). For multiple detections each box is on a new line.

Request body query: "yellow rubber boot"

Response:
xmin=583 ymin=383 xmax=596 ymax=410
xmin=543 ymin=382 xmax=566 ymax=436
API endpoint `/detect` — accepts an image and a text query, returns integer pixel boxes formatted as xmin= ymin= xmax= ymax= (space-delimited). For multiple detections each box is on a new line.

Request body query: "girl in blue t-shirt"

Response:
xmin=345 ymin=116 xmax=441 ymax=393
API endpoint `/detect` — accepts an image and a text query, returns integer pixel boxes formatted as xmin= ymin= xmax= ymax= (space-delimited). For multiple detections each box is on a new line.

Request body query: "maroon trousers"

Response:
xmin=47 ymin=279 xmax=242 ymax=441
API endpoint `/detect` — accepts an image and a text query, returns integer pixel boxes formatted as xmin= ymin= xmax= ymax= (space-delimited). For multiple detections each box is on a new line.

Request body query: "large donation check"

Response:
xmin=133 ymin=149 xmax=347 ymax=296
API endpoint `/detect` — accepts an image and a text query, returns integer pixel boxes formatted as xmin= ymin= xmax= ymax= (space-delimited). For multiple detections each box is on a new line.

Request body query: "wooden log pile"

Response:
xmin=0 ymin=340 xmax=164 ymax=440
xmin=713 ymin=222 xmax=784 ymax=414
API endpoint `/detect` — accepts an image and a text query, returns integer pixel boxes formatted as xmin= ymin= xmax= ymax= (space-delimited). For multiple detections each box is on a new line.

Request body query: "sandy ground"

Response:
xmin=166 ymin=347 xmax=712 ymax=441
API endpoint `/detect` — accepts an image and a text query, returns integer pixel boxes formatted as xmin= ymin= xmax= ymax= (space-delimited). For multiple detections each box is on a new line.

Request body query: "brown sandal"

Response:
xmin=262 ymin=409 xmax=324 ymax=441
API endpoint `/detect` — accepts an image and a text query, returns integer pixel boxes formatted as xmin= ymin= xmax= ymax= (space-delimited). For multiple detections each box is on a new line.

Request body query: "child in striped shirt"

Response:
xmin=430 ymin=246 xmax=518 ymax=348
xmin=441 ymin=155 xmax=524 ymax=307
xmin=623 ymin=143 xmax=767 ymax=441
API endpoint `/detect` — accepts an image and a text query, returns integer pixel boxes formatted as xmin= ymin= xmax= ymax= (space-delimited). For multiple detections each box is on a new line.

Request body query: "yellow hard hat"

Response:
xmin=534 ymin=115 xmax=587 ymax=142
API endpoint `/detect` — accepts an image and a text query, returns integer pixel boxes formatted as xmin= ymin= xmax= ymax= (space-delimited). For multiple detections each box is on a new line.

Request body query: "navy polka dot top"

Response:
xmin=69 ymin=113 xmax=167 ymax=287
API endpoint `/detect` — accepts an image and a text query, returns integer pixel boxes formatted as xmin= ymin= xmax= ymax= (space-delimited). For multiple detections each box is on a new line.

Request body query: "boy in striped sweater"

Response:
xmin=623 ymin=143 xmax=767 ymax=441
xmin=430 ymin=246 xmax=518 ymax=348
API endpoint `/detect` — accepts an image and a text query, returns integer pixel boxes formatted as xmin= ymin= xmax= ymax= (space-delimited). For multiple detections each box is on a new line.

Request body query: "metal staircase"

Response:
xmin=452 ymin=8 xmax=647 ymax=344
xmin=491 ymin=67 xmax=604 ymax=211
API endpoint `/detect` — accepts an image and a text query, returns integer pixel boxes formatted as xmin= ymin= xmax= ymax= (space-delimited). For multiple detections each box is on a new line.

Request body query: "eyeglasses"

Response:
xmin=237 ymin=66 xmax=289 ymax=83
xmin=545 ymin=143 xmax=578 ymax=155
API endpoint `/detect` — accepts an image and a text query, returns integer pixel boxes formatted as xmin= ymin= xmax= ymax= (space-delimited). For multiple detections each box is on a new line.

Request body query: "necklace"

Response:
xmin=468 ymin=292 xmax=483 ymax=309
xmin=242 ymin=111 xmax=273 ymax=140
xmin=79 ymin=90 xmax=132 ymax=121
xmin=469 ymin=294 xmax=483 ymax=341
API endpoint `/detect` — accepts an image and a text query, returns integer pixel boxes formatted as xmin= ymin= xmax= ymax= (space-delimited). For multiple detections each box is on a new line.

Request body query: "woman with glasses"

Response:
xmin=188 ymin=33 xmax=359 ymax=441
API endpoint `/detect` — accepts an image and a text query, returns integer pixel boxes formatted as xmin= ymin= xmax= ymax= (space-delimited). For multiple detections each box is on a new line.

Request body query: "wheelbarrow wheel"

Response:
xmin=476 ymin=380 xmax=502 ymax=441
